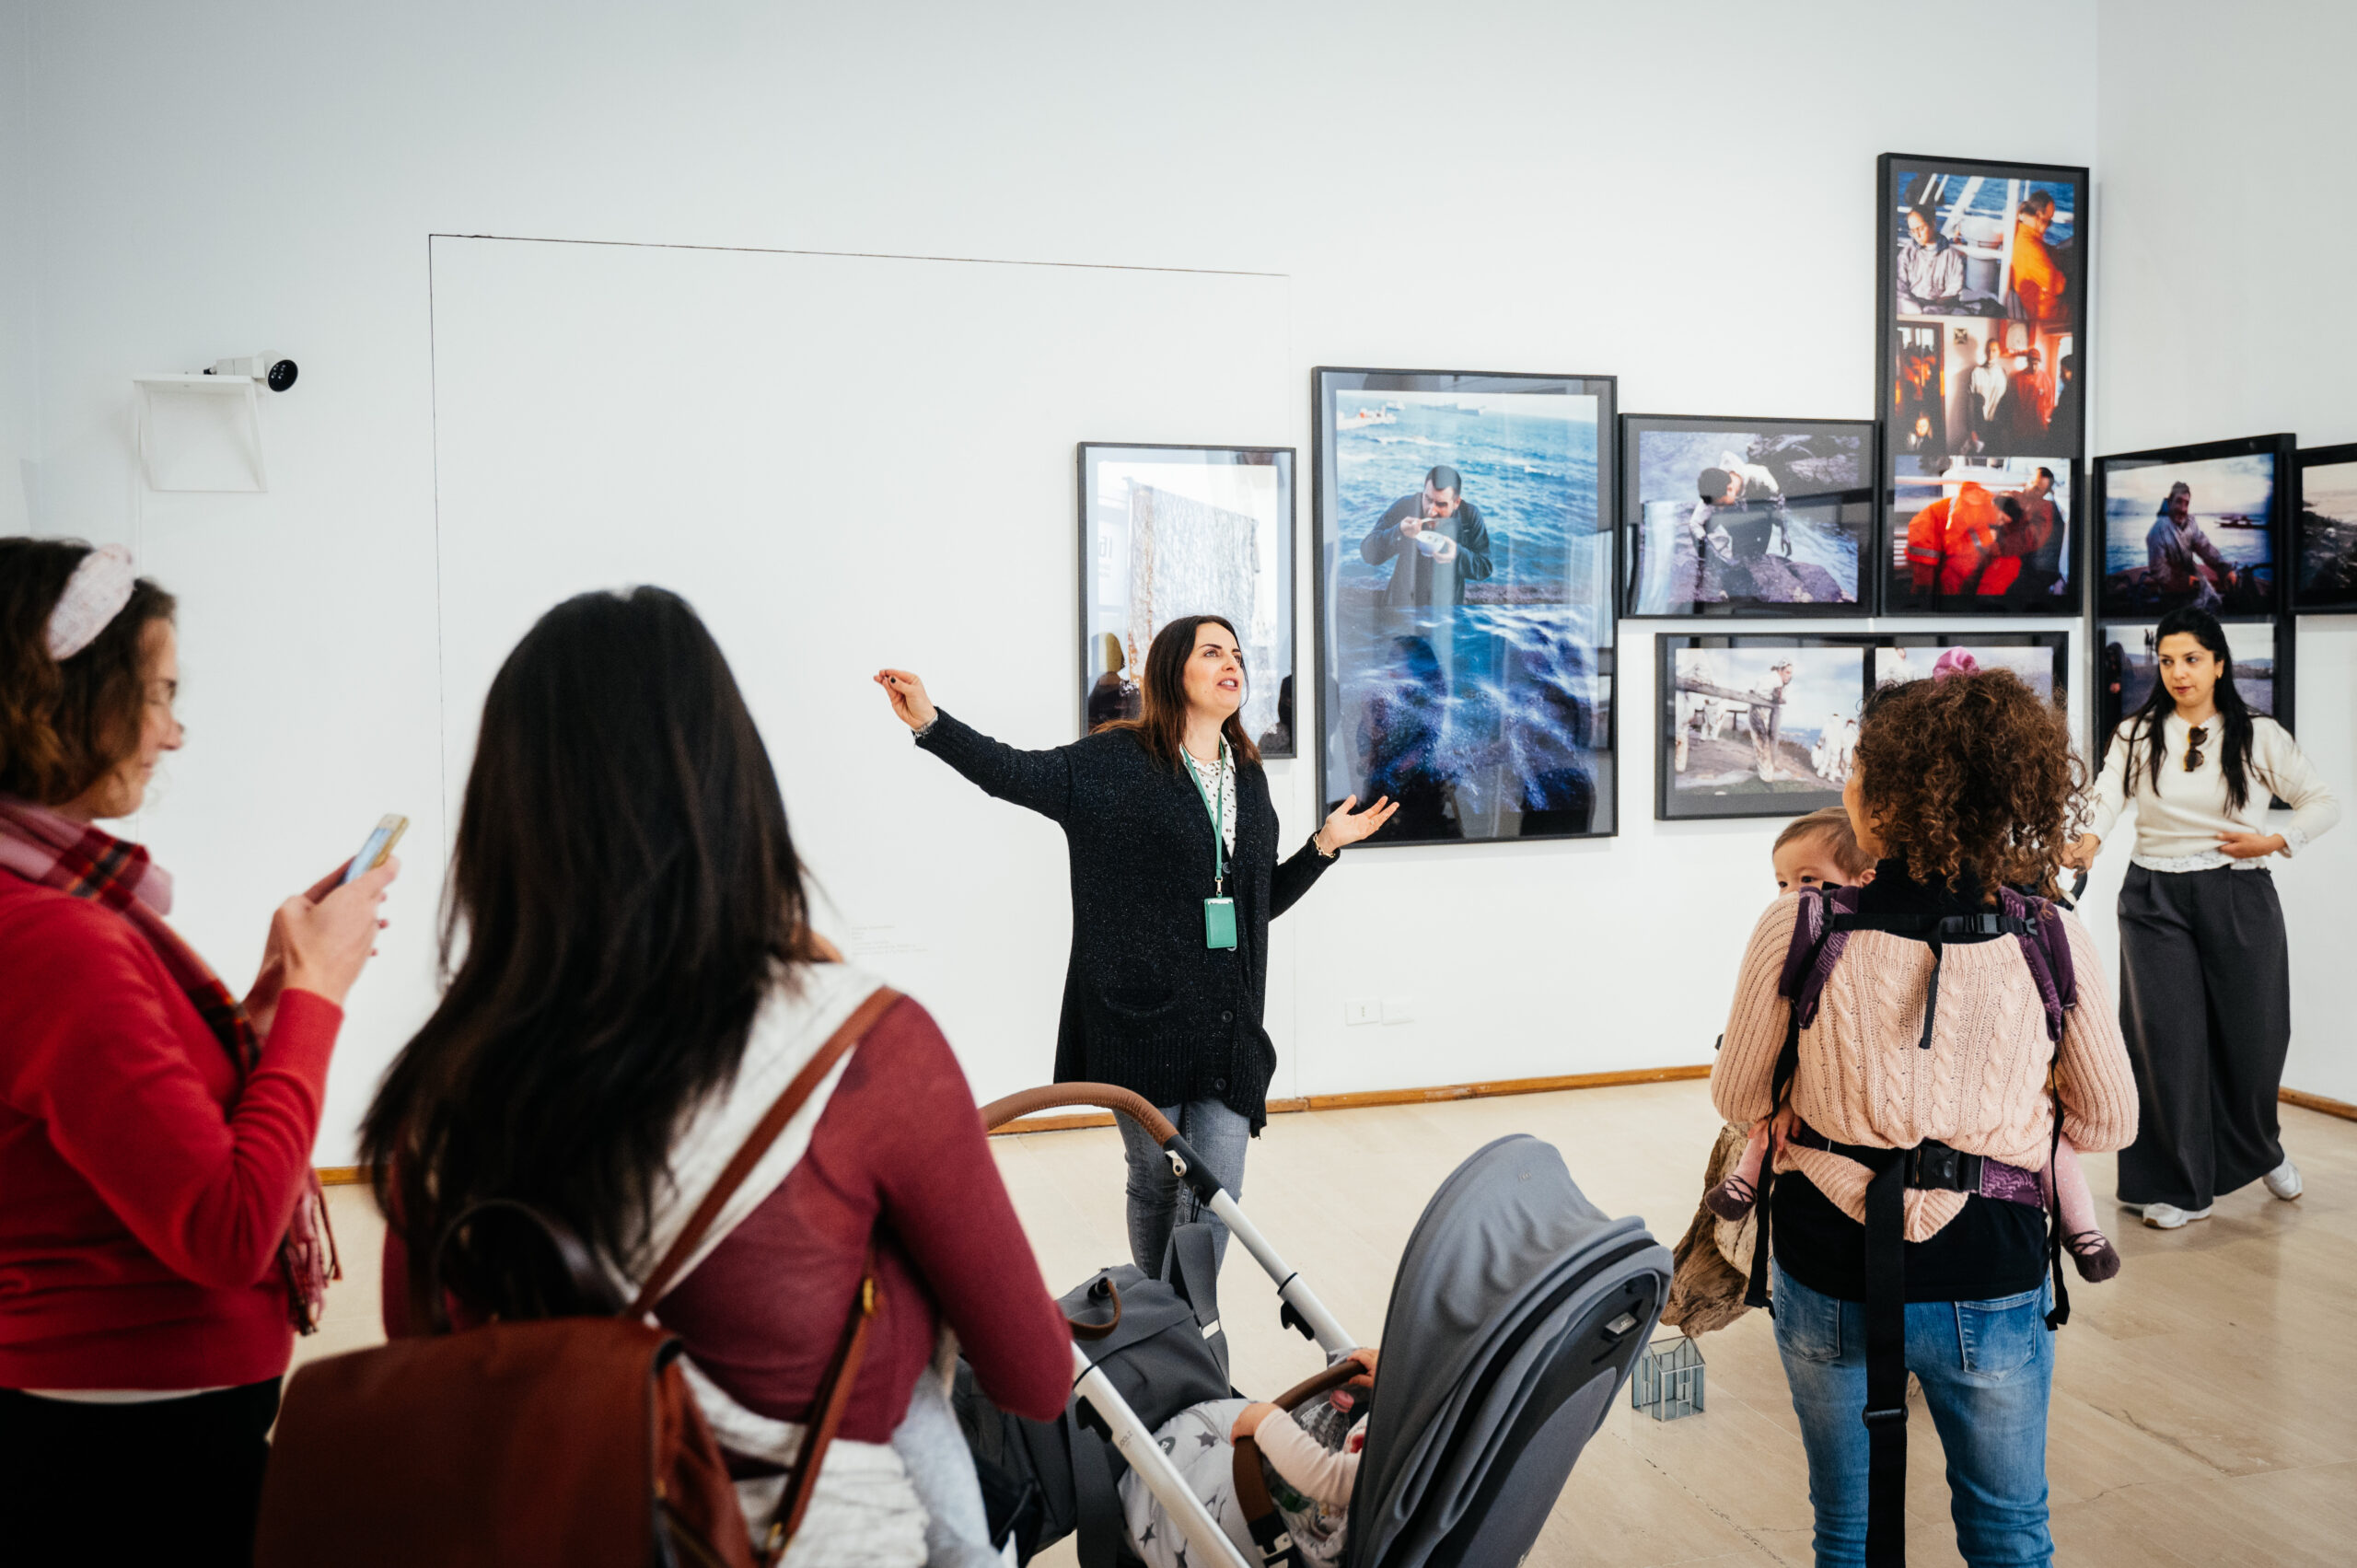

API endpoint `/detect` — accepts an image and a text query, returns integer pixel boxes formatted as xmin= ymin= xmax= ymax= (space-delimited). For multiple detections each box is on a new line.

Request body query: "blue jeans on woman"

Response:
xmin=1114 ymin=1096 xmax=1249 ymax=1275
xmin=1771 ymin=1264 xmax=2055 ymax=1568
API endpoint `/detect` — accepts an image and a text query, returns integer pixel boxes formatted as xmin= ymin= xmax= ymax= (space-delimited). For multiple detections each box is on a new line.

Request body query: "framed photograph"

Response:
xmin=2093 ymin=433 xmax=2293 ymax=621
xmin=1313 ymin=366 xmax=1616 ymax=843
xmin=1657 ymin=636 xmax=1873 ymax=821
xmin=1621 ymin=414 xmax=1875 ymax=617
xmin=1078 ymin=443 xmax=1295 ymax=753
xmin=2095 ymin=617 xmax=2293 ymax=756
xmin=2293 ymin=441 xmax=2357 ymax=613
xmin=1874 ymin=633 xmax=2067 ymax=706
xmin=1877 ymin=154 xmax=2086 ymax=614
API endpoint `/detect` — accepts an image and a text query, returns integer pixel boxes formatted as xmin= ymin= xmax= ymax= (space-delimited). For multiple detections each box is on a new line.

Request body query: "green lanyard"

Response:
xmin=1183 ymin=739 xmax=1228 ymax=896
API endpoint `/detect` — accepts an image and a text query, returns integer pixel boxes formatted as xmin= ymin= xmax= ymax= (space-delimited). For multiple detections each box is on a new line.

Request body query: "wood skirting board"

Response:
xmin=311 ymin=1077 xmax=2357 ymax=1180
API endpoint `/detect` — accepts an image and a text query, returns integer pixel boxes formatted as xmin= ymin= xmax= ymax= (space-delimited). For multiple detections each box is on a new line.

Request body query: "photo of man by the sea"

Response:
xmin=1886 ymin=455 xmax=2073 ymax=610
xmin=2293 ymin=450 xmax=2357 ymax=610
xmin=1887 ymin=163 xmax=2082 ymax=460
xmin=1662 ymin=642 xmax=1865 ymax=819
xmin=1319 ymin=375 xmax=1614 ymax=842
xmin=1626 ymin=417 xmax=1869 ymax=616
xmin=2100 ymin=620 xmax=2280 ymax=745
xmin=2100 ymin=451 xmax=2277 ymax=618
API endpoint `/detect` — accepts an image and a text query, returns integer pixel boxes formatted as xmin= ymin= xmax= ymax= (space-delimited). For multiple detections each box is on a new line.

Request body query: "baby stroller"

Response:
xmin=974 ymin=1084 xmax=1673 ymax=1568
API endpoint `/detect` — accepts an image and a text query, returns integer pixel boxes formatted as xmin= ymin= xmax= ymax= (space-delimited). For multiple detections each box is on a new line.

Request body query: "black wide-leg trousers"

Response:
xmin=2115 ymin=864 xmax=2293 ymax=1210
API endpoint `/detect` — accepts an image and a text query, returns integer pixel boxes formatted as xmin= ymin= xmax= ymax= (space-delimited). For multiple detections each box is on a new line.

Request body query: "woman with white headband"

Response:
xmin=0 ymin=538 xmax=398 ymax=1568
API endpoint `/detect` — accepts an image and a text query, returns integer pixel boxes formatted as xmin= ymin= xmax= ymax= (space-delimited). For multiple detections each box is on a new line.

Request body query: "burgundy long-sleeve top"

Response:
xmin=383 ymin=995 xmax=1072 ymax=1441
xmin=0 ymin=877 xmax=340 ymax=1389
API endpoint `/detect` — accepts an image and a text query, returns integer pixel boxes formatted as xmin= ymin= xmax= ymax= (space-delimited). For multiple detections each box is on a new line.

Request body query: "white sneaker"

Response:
xmin=2142 ymin=1202 xmax=2213 ymax=1230
xmin=2264 ymin=1158 xmax=2303 ymax=1202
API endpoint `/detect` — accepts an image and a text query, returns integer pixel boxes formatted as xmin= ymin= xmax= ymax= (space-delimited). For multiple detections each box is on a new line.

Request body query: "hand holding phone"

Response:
xmin=343 ymin=814 xmax=409 ymax=885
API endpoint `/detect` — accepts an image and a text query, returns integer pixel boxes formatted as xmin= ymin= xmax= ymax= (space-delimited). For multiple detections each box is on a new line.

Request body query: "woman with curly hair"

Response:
xmin=2066 ymin=607 xmax=2338 ymax=1231
xmin=1712 ymin=669 xmax=2138 ymax=1568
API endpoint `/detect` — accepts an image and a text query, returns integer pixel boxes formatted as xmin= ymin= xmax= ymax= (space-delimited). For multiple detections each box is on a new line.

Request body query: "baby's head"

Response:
xmin=1772 ymin=807 xmax=1875 ymax=893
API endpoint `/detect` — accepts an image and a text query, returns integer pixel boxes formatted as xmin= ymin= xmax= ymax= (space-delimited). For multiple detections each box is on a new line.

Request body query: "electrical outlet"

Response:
xmin=1382 ymin=997 xmax=1414 ymax=1026
xmin=1343 ymin=998 xmax=1379 ymax=1027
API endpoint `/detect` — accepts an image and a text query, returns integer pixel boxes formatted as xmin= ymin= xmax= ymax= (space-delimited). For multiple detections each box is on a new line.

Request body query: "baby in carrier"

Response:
xmin=1707 ymin=807 xmax=2120 ymax=1283
xmin=1120 ymin=1347 xmax=1379 ymax=1568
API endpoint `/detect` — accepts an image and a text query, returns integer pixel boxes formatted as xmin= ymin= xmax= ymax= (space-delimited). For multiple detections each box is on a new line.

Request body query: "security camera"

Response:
xmin=206 ymin=355 xmax=298 ymax=392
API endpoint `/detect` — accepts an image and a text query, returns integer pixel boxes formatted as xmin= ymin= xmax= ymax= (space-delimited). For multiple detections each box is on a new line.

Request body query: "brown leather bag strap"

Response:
xmin=763 ymin=1249 xmax=883 ymax=1563
xmin=628 ymin=986 xmax=902 ymax=1318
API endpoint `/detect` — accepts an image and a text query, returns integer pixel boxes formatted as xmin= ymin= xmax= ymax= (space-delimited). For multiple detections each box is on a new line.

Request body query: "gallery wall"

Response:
xmin=2090 ymin=0 xmax=2357 ymax=1105
xmin=12 ymin=0 xmax=2264 ymax=1166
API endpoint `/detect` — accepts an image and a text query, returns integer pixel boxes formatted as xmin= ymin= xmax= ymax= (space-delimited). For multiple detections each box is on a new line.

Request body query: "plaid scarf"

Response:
xmin=0 ymin=797 xmax=339 ymax=1332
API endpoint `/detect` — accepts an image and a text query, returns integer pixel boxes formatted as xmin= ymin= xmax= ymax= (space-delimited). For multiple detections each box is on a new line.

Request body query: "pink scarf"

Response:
xmin=0 ymin=797 xmax=339 ymax=1331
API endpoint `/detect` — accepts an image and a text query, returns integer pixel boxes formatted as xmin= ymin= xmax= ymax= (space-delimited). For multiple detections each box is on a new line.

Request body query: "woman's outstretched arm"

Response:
xmin=877 ymin=668 xmax=1075 ymax=824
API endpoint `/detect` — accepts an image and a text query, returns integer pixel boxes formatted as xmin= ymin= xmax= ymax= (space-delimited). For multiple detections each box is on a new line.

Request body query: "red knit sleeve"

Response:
xmin=866 ymin=1001 xmax=1073 ymax=1422
xmin=0 ymin=902 xmax=340 ymax=1291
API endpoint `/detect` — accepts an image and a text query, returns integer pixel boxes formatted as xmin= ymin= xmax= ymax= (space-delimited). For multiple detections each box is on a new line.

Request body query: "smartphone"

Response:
xmin=343 ymin=814 xmax=409 ymax=885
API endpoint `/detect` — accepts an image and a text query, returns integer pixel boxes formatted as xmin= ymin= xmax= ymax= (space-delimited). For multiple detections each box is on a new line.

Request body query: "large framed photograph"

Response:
xmin=1874 ymin=633 xmax=2067 ymax=706
xmin=1621 ymin=414 xmax=1875 ymax=617
xmin=2094 ymin=433 xmax=2292 ymax=621
xmin=1079 ymin=443 xmax=1295 ymax=753
xmin=2096 ymin=618 xmax=2293 ymax=756
xmin=1314 ymin=366 xmax=1616 ymax=842
xmin=1877 ymin=154 xmax=2086 ymax=614
xmin=1657 ymin=637 xmax=1872 ymax=820
xmin=2294 ymin=441 xmax=2357 ymax=613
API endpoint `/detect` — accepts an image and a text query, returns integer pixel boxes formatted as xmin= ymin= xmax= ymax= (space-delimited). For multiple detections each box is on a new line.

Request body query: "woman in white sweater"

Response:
xmin=2067 ymin=608 xmax=2338 ymax=1230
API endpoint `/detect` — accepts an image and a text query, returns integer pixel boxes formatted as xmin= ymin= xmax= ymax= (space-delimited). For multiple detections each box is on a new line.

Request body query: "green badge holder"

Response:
xmin=1203 ymin=896 xmax=1237 ymax=950
xmin=1188 ymin=740 xmax=1238 ymax=951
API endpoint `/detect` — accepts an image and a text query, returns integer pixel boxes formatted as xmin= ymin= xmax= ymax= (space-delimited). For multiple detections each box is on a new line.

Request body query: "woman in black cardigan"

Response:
xmin=877 ymin=615 xmax=1393 ymax=1272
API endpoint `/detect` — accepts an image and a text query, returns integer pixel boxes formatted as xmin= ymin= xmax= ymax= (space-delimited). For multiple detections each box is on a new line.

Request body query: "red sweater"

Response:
xmin=0 ymin=876 xmax=341 ymax=1389
xmin=384 ymin=996 xmax=1072 ymax=1441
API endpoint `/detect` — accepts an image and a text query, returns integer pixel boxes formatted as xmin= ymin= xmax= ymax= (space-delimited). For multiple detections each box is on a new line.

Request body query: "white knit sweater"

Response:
xmin=2085 ymin=713 xmax=2339 ymax=872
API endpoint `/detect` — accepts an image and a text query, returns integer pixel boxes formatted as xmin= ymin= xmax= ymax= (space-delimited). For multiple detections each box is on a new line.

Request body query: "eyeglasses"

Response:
xmin=2184 ymin=725 xmax=2208 ymax=772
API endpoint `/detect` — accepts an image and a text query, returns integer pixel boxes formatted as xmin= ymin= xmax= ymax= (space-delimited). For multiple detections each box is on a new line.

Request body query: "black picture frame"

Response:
xmin=1876 ymin=153 xmax=2087 ymax=616
xmin=1076 ymin=442 xmax=1297 ymax=754
xmin=2091 ymin=432 xmax=2293 ymax=621
xmin=1312 ymin=366 xmax=1618 ymax=844
xmin=2293 ymin=440 xmax=2357 ymax=613
xmin=1620 ymin=412 xmax=1878 ymax=618
xmin=1655 ymin=635 xmax=1876 ymax=821
xmin=2093 ymin=615 xmax=2296 ymax=762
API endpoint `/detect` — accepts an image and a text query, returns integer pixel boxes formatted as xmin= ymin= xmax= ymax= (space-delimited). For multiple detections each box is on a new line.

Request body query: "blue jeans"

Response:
xmin=1771 ymin=1264 xmax=2055 ymax=1568
xmin=1115 ymin=1097 xmax=1249 ymax=1275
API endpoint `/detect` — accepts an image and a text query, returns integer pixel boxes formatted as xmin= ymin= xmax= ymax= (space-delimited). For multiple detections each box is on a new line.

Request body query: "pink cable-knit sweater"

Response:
xmin=1712 ymin=890 xmax=2139 ymax=1243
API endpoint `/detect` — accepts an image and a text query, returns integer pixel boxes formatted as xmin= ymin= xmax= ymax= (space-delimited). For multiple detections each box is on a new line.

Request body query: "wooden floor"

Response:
xmin=307 ymin=1081 xmax=2357 ymax=1568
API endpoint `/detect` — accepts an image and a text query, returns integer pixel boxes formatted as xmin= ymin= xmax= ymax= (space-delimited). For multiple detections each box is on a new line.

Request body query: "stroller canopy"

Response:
xmin=1347 ymin=1134 xmax=1670 ymax=1568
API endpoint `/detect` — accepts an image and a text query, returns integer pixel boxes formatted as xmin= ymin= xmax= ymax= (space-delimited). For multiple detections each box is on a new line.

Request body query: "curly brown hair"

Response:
xmin=1851 ymin=669 xmax=2084 ymax=898
xmin=0 ymin=537 xmax=178 ymax=807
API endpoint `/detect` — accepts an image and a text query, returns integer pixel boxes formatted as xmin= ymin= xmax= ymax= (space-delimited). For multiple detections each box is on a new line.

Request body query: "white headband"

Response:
xmin=45 ymin=544 xmax=138 ymax=661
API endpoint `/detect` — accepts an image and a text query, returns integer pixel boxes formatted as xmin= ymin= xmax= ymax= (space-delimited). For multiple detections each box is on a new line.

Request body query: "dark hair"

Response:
xmin=361 ymin=587 xmax=818 ymax=1317
xmin=1852 ymin=669 xmax=2082 ymax=898
xmin=0 ymin=538 xmax=177 ymax=806
xmin=1099 ymin=614 xmax=1261 ymax=772
xmin=2023 ymin=190 xmax=2056 ymax=216
xmin=1424 ymin=465 xmax=1462 ymax=494
xmin=2037 ymin=466 xmax=2056 ymax=484
xmin=1996 ymin=494 xmax=2025 ymax=523
xmin=2125 ymin=607 xmax=2257 ymax=811
xmin=1698 ymin=467 xmax=1732 ymax=502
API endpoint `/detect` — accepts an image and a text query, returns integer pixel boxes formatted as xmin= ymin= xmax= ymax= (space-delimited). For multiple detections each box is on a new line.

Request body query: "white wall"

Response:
xmin=0 ymin=0 xmax=34 ymax=530
xmin=13 ymin=1 xmax=2119 ymax=1162
xmin=2092 ymin=0 xmax=2357 ymax=1104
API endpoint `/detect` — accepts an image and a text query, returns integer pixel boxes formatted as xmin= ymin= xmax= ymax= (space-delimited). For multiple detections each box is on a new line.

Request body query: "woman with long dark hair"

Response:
xmin=877 ymin=615 xmax=1394 ymax=1272
xmin=0 ymin=539 xmax=395 ymax=1568
xmin=366 ymin=588 xmax=1069 ymax=1565
xmin=2066 ymin=607 xmax=2338 ymax=1230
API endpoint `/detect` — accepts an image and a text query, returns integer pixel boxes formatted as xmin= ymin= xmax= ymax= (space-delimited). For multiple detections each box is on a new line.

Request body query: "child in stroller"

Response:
xmin=1120 ymin=1349 xmax=1378 ymax=1568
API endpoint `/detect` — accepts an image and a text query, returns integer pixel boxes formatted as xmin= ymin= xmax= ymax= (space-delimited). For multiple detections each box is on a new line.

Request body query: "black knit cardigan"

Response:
xmin=917 ymin=711 xmax=1334 ymax=1131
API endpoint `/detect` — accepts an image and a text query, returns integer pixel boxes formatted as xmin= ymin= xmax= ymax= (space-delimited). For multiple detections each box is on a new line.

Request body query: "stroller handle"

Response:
xmin=983 ymin=1082 xmax=1177 ymax=1144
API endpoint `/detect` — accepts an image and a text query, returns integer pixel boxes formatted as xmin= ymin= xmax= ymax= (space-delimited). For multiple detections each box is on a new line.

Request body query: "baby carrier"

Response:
xmin=964 ymin=1085 xmax=1672 ymax=1568
xmin=1743 ymin=881 xmax=2081 ymax=1568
